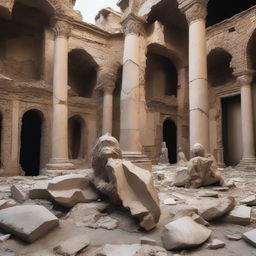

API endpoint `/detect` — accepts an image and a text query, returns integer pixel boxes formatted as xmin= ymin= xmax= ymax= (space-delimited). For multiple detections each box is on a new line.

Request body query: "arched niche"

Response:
xmin=19 ymin=109 xmax=43 ymax=176
xmin=207 ymin=48 xmax=235 ymax=87
xmin=68 ymin=49 xmax=99 ymax=98
xmin=145 ymin=51 xmax=178 ymax=100
xmin=207 ymin=0 xmax=255 ymax=27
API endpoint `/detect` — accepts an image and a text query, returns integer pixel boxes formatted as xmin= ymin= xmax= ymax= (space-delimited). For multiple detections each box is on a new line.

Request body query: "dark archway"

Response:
xmin=222 ymin=95 xmax=242 ymax=166
xmin=207 ymin=48 xmax=235 ymax=87
xmin=207 ymin=0 xmax=255 ymax=27
xmin=0 ymin=112 xmax=2 ymax=168
xmin=146 ymin=52 xmax=177 ymax=100
xmin=68 ymin=115 xmax=85 ymax=159
xmin=20 ymin=110 xmax=43 ymax=176
xmin=68 ymin=49 xmax=98 ymax=98
xmin=163 ymin=119 xmax=177 ymax=164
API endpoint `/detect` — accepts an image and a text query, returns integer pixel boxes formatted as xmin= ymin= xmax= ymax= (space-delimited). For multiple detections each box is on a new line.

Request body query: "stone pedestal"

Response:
xmin=237 ymin=72 xmax=256 ymax=169
xmin=120 ymin=14 xmax=151 ymax=170
xmin=47 ymin=20 xmax=74 ymax=171
xmin=179 ymin=0 xmax=209 ymax=152
xmin=102 ymin=87 xmax=114 ymax=135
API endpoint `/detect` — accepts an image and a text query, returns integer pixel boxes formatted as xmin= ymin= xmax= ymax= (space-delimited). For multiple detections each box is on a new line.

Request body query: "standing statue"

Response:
xmin=90 ymin=134 xmax=161 ymax=231
xmin=159 ymin=142 xmax=169 ymax=164
xmin=177 ymin=147 xmax=188 ymax=166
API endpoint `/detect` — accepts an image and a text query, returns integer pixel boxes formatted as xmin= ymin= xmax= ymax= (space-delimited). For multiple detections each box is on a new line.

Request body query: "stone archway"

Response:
xmin=19 ymin=109 xmax=43 ymax=176
xmin=163 ymin=119 xmax=177 ymax=164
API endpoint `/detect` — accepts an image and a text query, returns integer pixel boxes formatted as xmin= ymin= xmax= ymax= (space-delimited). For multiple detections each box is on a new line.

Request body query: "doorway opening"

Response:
xmin=163 ymin=119 xmax=177 ymax=164
xmin=68 ymin=115 xmax=85 ymax=159
xmin=222 ymin=95 xmax=242 ymax=166
xmin=20 ymin=110 xmax=43 ymax=176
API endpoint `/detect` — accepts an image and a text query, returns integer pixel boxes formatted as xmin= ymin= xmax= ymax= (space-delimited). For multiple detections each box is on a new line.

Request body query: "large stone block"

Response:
xmin=0 ymin=205 xmax=59 ymax=242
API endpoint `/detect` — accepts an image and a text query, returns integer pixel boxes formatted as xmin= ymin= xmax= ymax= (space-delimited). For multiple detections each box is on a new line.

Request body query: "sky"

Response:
xmin=74 ymin=0 xmax=120 ymax=24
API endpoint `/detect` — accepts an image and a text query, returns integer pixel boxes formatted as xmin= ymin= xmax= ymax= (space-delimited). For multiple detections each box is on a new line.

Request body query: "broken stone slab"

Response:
xmin=173 ymin=167 xmax=189 ymax=187
xmin=11 ymin=185 xmax=27 ymax=203
xmin=96 ymin=244 xmax=141 ymax=256
xmin=197 ymin=197 xmax=235 ymax=221
xmin=0 ymin=234 xmax=11 ymax=242
xmin=0 ymin=205 xmax=59 ymax=242
xmin=161 ymin=216 xmax=212 ymax=250
xmin=140 ymin=236 xmax=158 ymax=246
xmin=163 ymin=198 xmax=176 ymax=205
xmin=224 ymin=205 xmax=251 ymax=226
xmin=206 ymin=239 xmax=225 ymax=249
xmin=28 ymin=181 xmax=51 ymax=199
xmin=0 ymin=200 xmax=16 ymax=210
xmin=47 ymin=174 xmax=99 ymax=207
xmin=242 ymin=229 xmax=256 ymax=248
xmin=191 ymin=213 xmax=209 ymax=226
xmin=135 ymin=244 xmax=168 ymax=256
xmin=198 ymin=190 xmax=219 ymax=198
xmin=53 ymin=234 xmax=90 ymax=255
xmin=240 ymin=195 xmax=256 ymax=206
xmin=212 ymin=187 xmax=229 ymax=192
xmin=225 ymin=232 xmax=242 ymax=241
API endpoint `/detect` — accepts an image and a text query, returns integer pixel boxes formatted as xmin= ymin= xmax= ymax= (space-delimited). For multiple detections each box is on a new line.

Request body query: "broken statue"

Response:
xmin=90 ymin=134 xmax=161 ymax=231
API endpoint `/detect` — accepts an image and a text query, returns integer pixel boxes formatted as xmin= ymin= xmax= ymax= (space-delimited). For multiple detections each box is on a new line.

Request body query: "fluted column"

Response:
xmin=47 ymin=19 xmax=74 ymax=170
xmin=237 ymin=72 xmax=256 ymax=166
xmin=179 ymin=0 xmax=209 ymax=152
xmin=120 ymin=14 xmax=144 ymax=155
xmin=102 ymin=86 xmax=114 ymax=135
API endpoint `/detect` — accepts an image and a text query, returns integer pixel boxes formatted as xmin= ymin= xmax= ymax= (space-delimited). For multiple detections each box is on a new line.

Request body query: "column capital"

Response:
xmin=235 ymin=70 xmax=255 ymax=86
xmin=179 ymin=0 xmax=209 ymax=24
xmin=51 ymin=19 xmax=71 ymax=38
xmin=121 ymin=13 xmax=145 ymax=36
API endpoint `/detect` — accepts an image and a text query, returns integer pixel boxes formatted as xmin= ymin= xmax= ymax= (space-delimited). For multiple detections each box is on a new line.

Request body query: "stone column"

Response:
xmin=237 ymin=72 xmax=256 ymax=166
xmin=179 ymin=0 xmax=209 ymax=152
xmin=102 ymin=86 xmax=114 ymax=135
xmin=119 ymin=14 xmax=151 ymax=169
xmin=47 ymin=19 xmax=74 ymax=170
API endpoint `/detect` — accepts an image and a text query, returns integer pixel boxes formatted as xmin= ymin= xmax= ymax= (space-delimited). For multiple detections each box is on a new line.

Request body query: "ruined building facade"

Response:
xmin=0 ymin=0 xmax=255 ymax=176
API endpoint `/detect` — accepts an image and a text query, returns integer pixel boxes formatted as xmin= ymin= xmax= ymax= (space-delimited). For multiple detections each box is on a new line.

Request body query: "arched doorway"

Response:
xmin=163 ymin=119 xmax=177 ymax=164
xmin=68 ymin=115 xmax=85 ymax=159
xmin=20 ymin=110 xmax=43 ymax=176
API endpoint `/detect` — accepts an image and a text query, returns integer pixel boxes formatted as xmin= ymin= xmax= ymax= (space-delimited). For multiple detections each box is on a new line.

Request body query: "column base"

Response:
xmin=46 ymin=158 xmax=75 ymax=170
xmin=122 ymin=152 xmax=152 ymax=171
xmin=236 ymin=157 xmax=256 ymax=171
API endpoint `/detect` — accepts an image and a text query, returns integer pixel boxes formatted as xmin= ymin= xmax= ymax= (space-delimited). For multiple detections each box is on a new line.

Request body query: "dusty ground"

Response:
xmin=0 ymin=165 xmax=255 ymax=256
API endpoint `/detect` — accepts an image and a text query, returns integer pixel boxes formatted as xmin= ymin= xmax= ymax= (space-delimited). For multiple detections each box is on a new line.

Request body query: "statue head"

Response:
xmin=92 ymin=133 xmax=122 ymax=173
xmin=191 ymin=143 xmax=205 ymax=157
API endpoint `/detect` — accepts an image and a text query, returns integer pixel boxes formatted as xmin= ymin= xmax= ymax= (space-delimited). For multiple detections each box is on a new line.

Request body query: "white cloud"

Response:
xmin=74 ymin=0 xmax=120 ymax=24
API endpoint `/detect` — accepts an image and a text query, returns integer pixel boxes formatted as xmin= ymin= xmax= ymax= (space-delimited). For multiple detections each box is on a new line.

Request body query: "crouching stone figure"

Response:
xmin=90 ymin=134 xmax=161 ymax=231
xmin=187 ymin=143 xmax=225 ymax=188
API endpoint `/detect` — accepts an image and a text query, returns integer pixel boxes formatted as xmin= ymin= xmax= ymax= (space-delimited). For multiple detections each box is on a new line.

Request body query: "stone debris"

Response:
xmin=161 ymin=216 xmax=212 ymax=250
xmin=90 ymin=134 xmax=161 ymax=231
xmin=206 ymin=239 xmax=226 ymax=249
xmin=11 ymin=185 xmax=27 ymax=203
xmin=173 ymin=167 xmax=190 ymax=187
xmin=191 ymin=213 xmax=209 ymax=226
xmin=225 ymin=232 xmax=242 ymax=241
xmin=213 ymin=187 xmax=229 ymax=192
xmin=28 ymin=181 xmax=51 ymax=199
xmin=242 ymin=229 xmax=256 ymax=248
xmin=197 ymin=197 xmax=235 ymax=221
xmin=0 ymin=234 xmax=11 ymax=242
xmin=140 ymin=236 xmax=158 ymax=246
xmin=163 ymin=198 xmax=176 ymax=205
xmin=240 ymin=195 xmax=256 ymax=206
xmin=224 ymin=205 xmax=251 ymax=226
xmin=0 ymin=200 xmax=16 ymax=210
xmin=0 ymin=205 xmax=59 ymax=242
xmin=96 ymin=244 xmax=168 ymax=256
xmin=198 ymin=190 xmax=219 ymax=198
xmin=53 ymin=234 xmax=90 ymax=255
xmin=48 ymin=174 xmax=99 ymax=207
